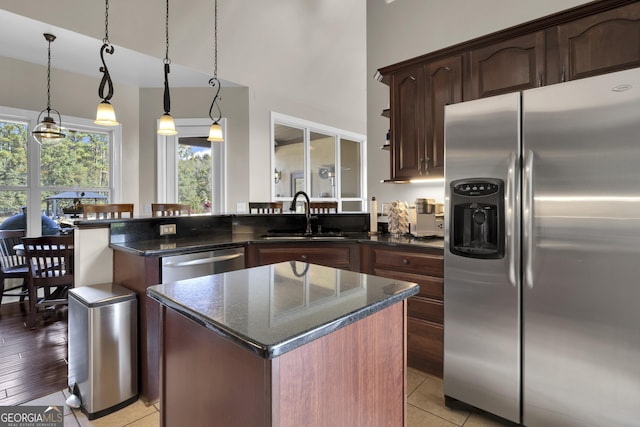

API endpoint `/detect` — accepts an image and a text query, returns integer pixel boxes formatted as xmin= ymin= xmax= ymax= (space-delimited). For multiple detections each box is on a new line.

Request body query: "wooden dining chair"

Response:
xmin=0 ymin=229 xmax=29 ymax=306
xmin=309 ymin=201 xmax=338 ymax=214
xmin=151 ymin=203 xmax=191 ymax=217
xmin=82 ymin=203 xmax=134 ymax=219
xmin=22 ymin=235 xmax=74 ymax=329
xmin=248 ymin=202 xmax=284 ymax=214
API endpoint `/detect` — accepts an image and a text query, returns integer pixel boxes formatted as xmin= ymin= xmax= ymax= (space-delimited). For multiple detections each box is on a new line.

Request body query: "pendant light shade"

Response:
xmin=158 ymin=0 xmax=177 ymax=136
xmin=95 ymin=101 xmax=118 ymax=126
xmin=158 ymin=113 xmax=177 ymax=135
xmin=207 ymin=0 xmax=224 ymax=142
xmin=95 ymin=0 xmax=118 ymax=126
xmin=207 ymin=122 xmax=223 ymax=142
xmin=32 ymin=115 xmax=65 ymax=144
xmin=32 ymin=33 xmax=66 ymax=145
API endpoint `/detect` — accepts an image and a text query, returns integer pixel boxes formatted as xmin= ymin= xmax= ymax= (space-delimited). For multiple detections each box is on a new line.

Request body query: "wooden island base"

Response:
xmin=160 ymin=301 xmax=407 ymax=427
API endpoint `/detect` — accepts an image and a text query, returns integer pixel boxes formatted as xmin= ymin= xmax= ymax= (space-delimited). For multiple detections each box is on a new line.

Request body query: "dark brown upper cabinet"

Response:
xmin=378 ymin=0 xmax=640 ymax=182
xmin=425 ymin=55 xmax=463 ymax=177
xmin=389 ymin=65 xmax=425 ymax=181
xmin=467 ymin=31 xmax=545 ymax=100
xmin=551 ymin=2 xmax=640 ymax=83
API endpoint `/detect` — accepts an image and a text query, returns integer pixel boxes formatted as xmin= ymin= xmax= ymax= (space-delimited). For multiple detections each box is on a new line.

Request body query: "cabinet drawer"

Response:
xmin=371 ymin=247 xmax=443 ymax=277
xmin=247 ymin=243 xmax=358 ymax=270
xmin=372 ymin=268 xmax=443 ymax=300
xmin=407 ymin=317 xmax=443 ymax=377
xmin=407 ymin=296 xmax=443 ymax=324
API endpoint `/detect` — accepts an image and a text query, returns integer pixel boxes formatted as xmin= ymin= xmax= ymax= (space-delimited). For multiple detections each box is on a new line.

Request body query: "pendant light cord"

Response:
xmin=163 ymin=0 xmax=172 ymax=115
xmin=98 ymin=0 xmax=115 ymax=103
xmin=213 ymin=0 xmax=217 ymax=79
xmin=46 ymin=36 xmax=52 ymax=114
xmin=208 ymin=0 xmax=221 ymax=124
xmin=104 ymin=0 xmax=110 ymax=43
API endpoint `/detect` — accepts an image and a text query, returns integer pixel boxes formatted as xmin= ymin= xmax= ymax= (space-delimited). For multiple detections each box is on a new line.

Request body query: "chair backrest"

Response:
xmin=249 ymin=202 xmax=284 ymax=214
xmin=309 ymin=201 xmax=338 ymax=214
xmin=151 ymin=203 xmax=191 ymax=217
xmin=82 ymin=203 xmax=134 ymax=219
xmin=0 ymin=229 xmax=27 ymax=270
xmin=22 ymin=235 xmax=74 ymax=288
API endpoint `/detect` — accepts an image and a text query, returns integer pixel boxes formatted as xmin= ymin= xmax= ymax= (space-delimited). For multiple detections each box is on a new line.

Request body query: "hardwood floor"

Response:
xmin=0 ymin=301 xmax=68 ymax=406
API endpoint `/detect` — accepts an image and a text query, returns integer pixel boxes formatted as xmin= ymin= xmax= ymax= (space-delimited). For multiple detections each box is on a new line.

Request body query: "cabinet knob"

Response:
xmin=301 ymin=254 xmax=307 ymax=260
xmin=402 ymin=258 xmax=409 ymax=265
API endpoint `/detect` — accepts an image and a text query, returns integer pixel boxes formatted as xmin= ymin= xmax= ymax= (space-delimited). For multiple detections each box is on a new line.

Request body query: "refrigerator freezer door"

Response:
xmin=523 ymin=67 xmax=640 ymax=426
xmin=444 ymin=92 xmax=521 ymax=423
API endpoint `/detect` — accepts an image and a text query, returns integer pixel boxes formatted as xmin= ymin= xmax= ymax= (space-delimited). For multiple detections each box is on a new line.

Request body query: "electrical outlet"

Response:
xmin=160 ymin=224 xmax=176 ymax=236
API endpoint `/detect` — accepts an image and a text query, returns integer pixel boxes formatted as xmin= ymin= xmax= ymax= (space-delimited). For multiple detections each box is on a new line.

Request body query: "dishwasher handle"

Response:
xmin=163 ymin=253 xmax=243 ymax=269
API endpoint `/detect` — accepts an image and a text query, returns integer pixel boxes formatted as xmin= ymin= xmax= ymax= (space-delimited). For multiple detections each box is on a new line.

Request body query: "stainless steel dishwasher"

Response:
xmin=161 ymin=246 xmax=245 ymax=283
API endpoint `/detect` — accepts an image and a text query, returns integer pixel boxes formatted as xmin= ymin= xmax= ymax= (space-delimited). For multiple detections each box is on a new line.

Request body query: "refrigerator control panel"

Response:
xmin=452 ymin=182 xmax=500 ymax=197
xmin=449 ymin=178 xmax=505 ymax=259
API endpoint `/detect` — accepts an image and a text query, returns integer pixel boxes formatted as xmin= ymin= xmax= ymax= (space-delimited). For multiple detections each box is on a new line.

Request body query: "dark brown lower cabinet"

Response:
xmin=361 ymin=243 xmax=444 ymax=377
xmin=159 ymin=299 xmax=407 ymax=426
xmin=245 ymin=241 xmax=360 ymax=270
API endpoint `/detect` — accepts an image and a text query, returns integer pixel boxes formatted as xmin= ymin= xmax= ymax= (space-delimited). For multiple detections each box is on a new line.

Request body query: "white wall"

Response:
xmin=2 ymin=1 xmax=597 ymax=213
xmin=366 ymin=0 xmax=592 ymax=207
xmin=0 ymin=0 xmax=367 ymax=210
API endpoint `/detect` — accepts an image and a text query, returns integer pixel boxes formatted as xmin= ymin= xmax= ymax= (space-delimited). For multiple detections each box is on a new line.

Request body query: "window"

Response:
xmin=271 ymin=112 xmax=367 ymax=212
xmin=157 ymin=118 xmax=226 ymax=214
xmin=0 ymin=106 xmax=121 ymax=236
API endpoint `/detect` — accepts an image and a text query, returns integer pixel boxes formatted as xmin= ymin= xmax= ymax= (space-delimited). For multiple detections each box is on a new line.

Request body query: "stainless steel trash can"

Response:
xmin=68 ymin=283 xmax=138 ymax=420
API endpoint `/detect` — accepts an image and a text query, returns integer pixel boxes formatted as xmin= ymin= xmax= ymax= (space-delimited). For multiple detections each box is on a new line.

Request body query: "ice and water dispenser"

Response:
xmin=449 ymin=178 xmax=505 ymax=259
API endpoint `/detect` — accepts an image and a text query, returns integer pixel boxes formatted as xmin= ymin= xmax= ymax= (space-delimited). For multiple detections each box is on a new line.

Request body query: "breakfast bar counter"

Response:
xmin=147 ymin=261 xmax=419 ymax=426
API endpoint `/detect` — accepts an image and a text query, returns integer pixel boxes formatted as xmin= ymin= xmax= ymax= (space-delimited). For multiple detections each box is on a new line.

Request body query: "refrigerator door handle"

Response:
xmin=507 ymin=151 xmax=518 ymax=287
xmin=523 ymin=150 xmax=535 ymax=288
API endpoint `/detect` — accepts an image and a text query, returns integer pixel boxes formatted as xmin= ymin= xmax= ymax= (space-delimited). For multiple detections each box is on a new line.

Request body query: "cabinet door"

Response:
xmin=390 ymin=65 xmax=425 ymax=180
xmin=425 ymin=55 xmax=463 ymax=178
xmin=555 ymin=2 xmax=640 ymax=82
xmin=245 ymin=242 xmax=359 ymax=271
xmin=467 ymin=31 xmax=545 ymax=100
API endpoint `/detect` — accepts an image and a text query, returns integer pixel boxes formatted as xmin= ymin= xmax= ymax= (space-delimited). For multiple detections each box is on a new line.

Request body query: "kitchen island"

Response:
xmin=147 ymin=261 xmax=419 ymax=427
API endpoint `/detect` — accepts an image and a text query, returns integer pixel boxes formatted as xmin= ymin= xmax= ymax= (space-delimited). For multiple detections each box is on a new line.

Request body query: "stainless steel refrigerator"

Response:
xmin=443 ymin=67 xmax=640 ymax=426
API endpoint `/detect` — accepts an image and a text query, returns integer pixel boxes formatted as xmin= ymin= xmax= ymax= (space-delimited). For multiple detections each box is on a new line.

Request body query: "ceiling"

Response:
xmin=0 ymin=8 xmax=238 ymax=89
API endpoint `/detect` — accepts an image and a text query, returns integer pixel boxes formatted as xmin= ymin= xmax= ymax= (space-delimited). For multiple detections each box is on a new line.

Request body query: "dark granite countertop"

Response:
xmin=109 ymin=235 xmax=248 ymax=256
xmin=147 ymin=261 xmax=419 ymax=359
xmin=111 ymin=232 xmax=443 ymax=256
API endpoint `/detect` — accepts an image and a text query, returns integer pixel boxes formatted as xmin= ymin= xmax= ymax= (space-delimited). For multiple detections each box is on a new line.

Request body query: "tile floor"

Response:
xmin=22 ymin=367 xmax=511 ymax=426
xmin=406 ymin=367 xmax=511 ymax=427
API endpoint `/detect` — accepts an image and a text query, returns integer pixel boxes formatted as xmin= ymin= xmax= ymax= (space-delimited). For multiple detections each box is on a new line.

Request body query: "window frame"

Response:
xmin=156 ymin=118 xmax=227 ymax=214
xmin=0 ymin=106 xmax=121 ymax=236
xmin=270 ymin=112 xmax=367 ymax=212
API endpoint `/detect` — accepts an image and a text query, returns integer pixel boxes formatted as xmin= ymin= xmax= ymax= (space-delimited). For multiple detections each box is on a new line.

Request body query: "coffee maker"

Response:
xmin=413 ymin=198 xmax=444 ymax=237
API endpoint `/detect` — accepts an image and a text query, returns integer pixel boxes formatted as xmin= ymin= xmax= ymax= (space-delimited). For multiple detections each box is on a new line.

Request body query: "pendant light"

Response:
xmin=207 ymin=0 xmax=224 ymax=142
xmin=32 ymin=33 xmax=66 ymax=144
xmin=95 ymin=0 xmax=118 ymax=126
xmin=157 ymin=0 xmax=177 ymax=135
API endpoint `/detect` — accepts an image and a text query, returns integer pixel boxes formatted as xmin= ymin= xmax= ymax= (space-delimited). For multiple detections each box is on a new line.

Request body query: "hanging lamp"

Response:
xmin=95 ymin=0 xmax=118 ymax=126
xmin=32 ymin=33 xmax=66 ymax=144
xmin=157 ymin=0 xmax=177 ymax=135
xmin=207 ymin=0 xmax=224 ymax=142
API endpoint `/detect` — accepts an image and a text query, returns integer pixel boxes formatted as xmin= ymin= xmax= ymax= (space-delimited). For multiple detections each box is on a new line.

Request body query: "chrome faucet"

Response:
xmin=290 ymin=191 xmax=312 ymax=235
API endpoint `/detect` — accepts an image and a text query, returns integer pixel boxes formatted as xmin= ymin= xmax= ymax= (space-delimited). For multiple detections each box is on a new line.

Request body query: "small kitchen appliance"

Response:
xmin=413 ymin=198 xmax=444 ymax=237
